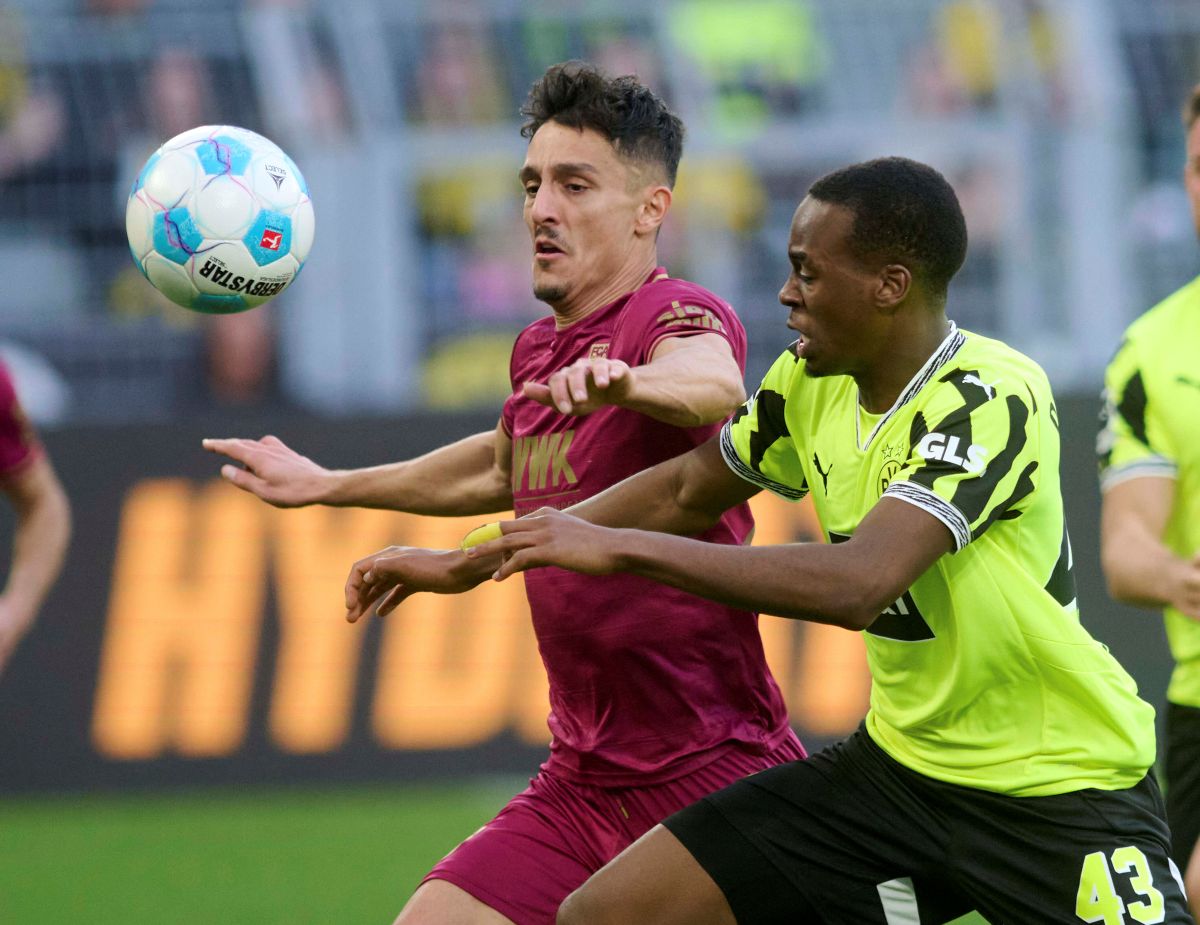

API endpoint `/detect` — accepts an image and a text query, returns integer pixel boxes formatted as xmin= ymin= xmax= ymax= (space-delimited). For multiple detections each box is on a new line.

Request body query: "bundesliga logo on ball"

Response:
xmin=125 ymin=125 xmax=315 ymax=314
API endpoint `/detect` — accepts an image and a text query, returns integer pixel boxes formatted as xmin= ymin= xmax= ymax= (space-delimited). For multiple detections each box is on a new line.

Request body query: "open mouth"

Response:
xmin=535 ymin=239 xmax=565 ymax=257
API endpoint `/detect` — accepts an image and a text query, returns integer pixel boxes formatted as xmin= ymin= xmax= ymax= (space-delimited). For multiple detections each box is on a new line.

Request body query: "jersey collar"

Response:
xmin=856 ymin=321 xmax=966 ymax=450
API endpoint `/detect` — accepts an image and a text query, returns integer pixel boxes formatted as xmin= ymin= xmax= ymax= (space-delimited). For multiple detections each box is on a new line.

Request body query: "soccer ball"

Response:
xmin=125 ymin=125 xmax=314 ymax=314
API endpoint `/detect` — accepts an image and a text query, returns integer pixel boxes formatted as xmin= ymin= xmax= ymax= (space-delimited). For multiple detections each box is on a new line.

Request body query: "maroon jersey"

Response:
xmin=501 ymin=268 xmax=792 ymax=786
xmin=0 ymin=361 xmax=39 ymax=478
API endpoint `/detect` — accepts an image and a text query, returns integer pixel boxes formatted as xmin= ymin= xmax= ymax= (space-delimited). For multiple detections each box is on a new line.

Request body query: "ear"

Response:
xmin=635 ymin=185 xmax=672 ymax=237
xmin=875 ymin=264 xmax=911 ymax=312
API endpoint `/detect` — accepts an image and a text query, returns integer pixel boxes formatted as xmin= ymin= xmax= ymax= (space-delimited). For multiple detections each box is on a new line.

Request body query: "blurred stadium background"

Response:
xmin=0 ymin=0 xmax=1196 ymax=921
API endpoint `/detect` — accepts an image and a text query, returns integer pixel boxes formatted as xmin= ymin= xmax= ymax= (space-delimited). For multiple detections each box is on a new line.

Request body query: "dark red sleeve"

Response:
xmin=0 ymin=363 xmax=40 ymax=477
xmin=613 ymin=281 xmax=748 ymax=373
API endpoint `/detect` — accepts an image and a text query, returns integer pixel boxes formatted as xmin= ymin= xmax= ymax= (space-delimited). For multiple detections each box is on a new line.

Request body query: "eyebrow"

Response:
xmin=518 ymin=162 xmax=601 ymax=183
xmin=788 ymin=249 xmax=808 ymax=264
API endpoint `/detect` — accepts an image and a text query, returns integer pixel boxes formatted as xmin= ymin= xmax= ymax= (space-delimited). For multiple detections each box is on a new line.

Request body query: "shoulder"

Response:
xmin=949 ymin=330 xmax=1049 ymax=393
xmin=1114 ymin=277 xmax=1200 ymax=365
xmin=921 ymin=331 xmax=1052 ymax=421
xmin=625 ymin=275 xmax=739 ymax=325
xmin=0 ymin=359 xmax=17 ymax=411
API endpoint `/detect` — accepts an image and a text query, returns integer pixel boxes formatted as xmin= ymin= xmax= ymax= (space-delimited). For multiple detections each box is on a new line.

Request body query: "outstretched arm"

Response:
xmin=0 ymin=455 xmax=71 ymax=674
xmin=203 ymin=419 xmax=514 ymax=515
xmin=342 ymin=437 xmax=750 ymax=621
xmin=1101 ymin=476 xmax=1200 ymax=618
xmin=471 ymin=442 xmax=953 ymax=630
xmin=523 ymin=333 xmax=745 ymax=427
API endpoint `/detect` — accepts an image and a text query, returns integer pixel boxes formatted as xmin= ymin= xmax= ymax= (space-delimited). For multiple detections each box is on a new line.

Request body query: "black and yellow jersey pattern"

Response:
xmin=723 ymin=324 xmax=1155 ymax=796
xmin=1100 ymin=276 xmax=1200 ymax=707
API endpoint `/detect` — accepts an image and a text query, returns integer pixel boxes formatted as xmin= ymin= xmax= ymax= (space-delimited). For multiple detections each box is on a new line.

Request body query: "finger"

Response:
xmin=203 ymin=438 xmax=255 ymax=463
xmin=219 ymin=464 xmax=272 ymax=495
xmin=260 ymin=435 xmax=286 ymax=448
xmin=522 ymin=381 xmax=554 ymax=407
xmin=468 ymin=527 xmax=541 ymax=560
xmin=375 ymin=585 xmax=414 ymax=618
xmin=548 ymin=373 xmax=574 ymax=414
xmin=591 ymin=361 xmax=611 ymax=390
xmin=568 ymin=366 xmax=593 ymax=403
xmin=492 ymin=548 xmax=536 ymax=581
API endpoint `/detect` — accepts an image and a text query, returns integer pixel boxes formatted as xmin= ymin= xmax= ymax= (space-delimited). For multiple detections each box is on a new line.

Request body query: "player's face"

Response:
xmin=779 ymin=197 xmax=882 ymax=377
xmin=520 ymin=122 xmax=647 ymax=311
xmin=1185 ymin=117 xmax=1200 ymax=238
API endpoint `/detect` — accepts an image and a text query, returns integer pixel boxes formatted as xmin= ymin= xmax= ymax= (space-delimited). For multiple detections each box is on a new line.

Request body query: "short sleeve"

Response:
xmin=0 ymin=365 xmax=39 ymax=477
xmin=884 ymin=373 xmax=1041 ymax=551
xmin=719 ymin=347 xmax=808 ymax=500
xmin=1097 ymin=336 xmax=1176 ymax=490
xmin=617 ymin=283 xmax=747 ymax=371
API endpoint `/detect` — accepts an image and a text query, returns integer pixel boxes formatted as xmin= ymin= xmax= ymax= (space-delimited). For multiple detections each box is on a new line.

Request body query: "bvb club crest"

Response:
xmin=878 ymin=442 xmax=905 ymax=493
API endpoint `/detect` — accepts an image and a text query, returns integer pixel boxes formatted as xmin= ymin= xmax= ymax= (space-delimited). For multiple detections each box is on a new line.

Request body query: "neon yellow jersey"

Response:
xmin=723 ymin=324 xmax=1155 ymax=796
xmin=1100 ymin=276 xmax=1200 ymax=707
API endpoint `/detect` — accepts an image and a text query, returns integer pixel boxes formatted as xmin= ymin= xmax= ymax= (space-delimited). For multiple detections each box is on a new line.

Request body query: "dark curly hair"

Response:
xmin=520 ymin=61 xmax=684 ymax=187
xmin=808 ymin=157 xmax=968 ymax=297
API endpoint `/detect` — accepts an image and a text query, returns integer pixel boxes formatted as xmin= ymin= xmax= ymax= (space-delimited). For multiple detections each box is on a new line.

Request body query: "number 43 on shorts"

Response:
xmin=1076 ymin=846 xmax=1168 ymax=924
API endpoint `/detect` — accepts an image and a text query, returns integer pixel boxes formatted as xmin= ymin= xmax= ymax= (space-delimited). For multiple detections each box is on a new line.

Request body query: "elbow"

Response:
xmin=835 ymin=578 xmax=904 ymax=632
xmin=1099 ymin=542 xmax=1136 ymax=605
xmin=690 ymin=378 xmax=748 ymax=428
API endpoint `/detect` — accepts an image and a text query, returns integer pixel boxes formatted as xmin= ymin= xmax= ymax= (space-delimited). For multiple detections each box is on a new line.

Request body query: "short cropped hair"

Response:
xmin=1183 ymin=84 xmax=1200 ymax=131
xmin=808 ymin=157 xmax=968 ymax=297
xmin=520 ymin=61 xmax=685 ymax=187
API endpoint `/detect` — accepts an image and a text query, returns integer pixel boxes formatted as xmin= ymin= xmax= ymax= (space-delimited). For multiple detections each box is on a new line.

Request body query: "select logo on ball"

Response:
xmin=259 ymin=229 xmax=283 ymax=251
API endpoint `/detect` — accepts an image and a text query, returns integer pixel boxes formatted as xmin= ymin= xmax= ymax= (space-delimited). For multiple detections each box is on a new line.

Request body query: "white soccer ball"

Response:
xmin=125 ymin=125 xmax=315 ymax=314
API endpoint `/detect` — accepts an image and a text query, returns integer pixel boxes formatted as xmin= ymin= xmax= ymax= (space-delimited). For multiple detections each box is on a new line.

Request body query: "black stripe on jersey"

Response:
xmin=951 ymin=394 xmax=1031 ymax=526
xmin=1116 ymin=370 xmax=1150 ymax=448
xmin=1043 ymin=524 xmax=1077 ymax=607
xmin=971 ymin=459 xmax=1038 ymax=541
xmin=909 ymin=410 xmax=929 ymax=453
xmin=942 ymin=368 xmax=998 ymax=414
xmin=748 ymin=389 xmax=791 ymax=472
xmin=719 ymin=423 xmax=808 ymax=500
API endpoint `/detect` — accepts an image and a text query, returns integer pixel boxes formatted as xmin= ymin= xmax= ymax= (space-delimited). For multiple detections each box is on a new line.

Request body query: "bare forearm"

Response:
xmin=326 ymin=432 xmax=512 ymax=515
xmin=568 ymin=438 xmax=755 ymax=536
xmin=1103 ymin=534 xmax=1190 ymax=610
xmin=612 ymin=529 xmax=883 ymax=628
xmin=5 ymin=481 xmax=70 ymax=620
xmin=619 ymin=341 xmax=745 ymax=427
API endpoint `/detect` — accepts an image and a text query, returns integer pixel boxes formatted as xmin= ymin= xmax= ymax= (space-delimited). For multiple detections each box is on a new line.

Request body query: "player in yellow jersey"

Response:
xmin=1100 ymin=83 xmax=1200 ymax=921
xmin=362 ymin=157 xmax=1190 ymax=922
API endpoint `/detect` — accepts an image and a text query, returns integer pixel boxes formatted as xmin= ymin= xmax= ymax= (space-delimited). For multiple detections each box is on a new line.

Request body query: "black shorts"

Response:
xmin=1166 ymin=701 xmax=1200 ymax=865
xmin=664 ymin=726 xmax=1191 ymax=924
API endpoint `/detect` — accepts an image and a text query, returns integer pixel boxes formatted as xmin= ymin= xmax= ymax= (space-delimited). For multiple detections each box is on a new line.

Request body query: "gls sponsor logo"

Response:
xmin=916 ymin=432 xmax=988 ymax=474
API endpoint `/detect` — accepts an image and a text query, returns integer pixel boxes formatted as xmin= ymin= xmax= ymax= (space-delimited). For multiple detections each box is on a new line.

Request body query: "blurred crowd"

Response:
xmin=0 ymin=0 xmax=1195 ymax=422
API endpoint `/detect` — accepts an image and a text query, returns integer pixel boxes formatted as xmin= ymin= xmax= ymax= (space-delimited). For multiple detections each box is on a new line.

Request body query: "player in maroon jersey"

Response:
xmin=206 ymin=62 xmax=800 ymax=925
xmin=0 ymin=359 xmax=71 ymax=677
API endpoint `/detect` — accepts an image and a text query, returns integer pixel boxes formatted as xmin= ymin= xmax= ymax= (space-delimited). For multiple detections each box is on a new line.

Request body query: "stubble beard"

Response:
xmin=534 ymin=281 xmax=569 ymax=305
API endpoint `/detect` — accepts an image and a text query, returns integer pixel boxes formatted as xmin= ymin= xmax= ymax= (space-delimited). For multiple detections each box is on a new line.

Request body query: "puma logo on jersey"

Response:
xmin=916 ymin=432 xmax=988 ymax=474
xmin=812 ymin=452 xmax=832 ymax=491
xmin=962 ymin=373 xmax=999 ymax=400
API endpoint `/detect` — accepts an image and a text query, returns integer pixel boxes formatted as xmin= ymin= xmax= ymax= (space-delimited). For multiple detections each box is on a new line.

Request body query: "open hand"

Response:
xmin=344 ymin=546 xmax=488 ymax=622
xmin=202 ymin=435 xmax=331 ymax=508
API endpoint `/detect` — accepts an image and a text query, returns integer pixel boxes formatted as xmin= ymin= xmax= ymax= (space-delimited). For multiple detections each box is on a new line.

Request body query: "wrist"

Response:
xmin=321 ymin=469 xmax=355 ymax=507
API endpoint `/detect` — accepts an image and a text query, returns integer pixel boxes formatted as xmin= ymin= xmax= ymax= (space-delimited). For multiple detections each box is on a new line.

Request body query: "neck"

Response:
xmin=855 ymin=314 xmax=952 ymax=414
xmin=550 ymin=253 xmax=659 ymax=328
